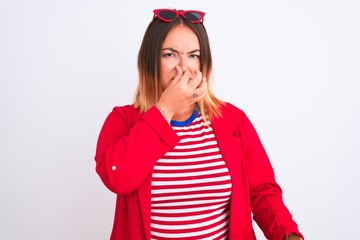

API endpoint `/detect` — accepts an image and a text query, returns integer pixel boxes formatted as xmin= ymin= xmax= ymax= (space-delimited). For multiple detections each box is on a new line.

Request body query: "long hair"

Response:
xmin=134 ymin=15 xmax=223 ymax=120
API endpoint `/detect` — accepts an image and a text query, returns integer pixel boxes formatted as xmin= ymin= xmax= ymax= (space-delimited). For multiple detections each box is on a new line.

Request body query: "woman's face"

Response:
xmin=159 ymin=24 xmax=201 ymax=89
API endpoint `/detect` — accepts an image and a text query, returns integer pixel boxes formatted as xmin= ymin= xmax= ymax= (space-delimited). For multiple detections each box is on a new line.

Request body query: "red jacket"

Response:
xmin=95 ymin=102 xmax=304 ymax=240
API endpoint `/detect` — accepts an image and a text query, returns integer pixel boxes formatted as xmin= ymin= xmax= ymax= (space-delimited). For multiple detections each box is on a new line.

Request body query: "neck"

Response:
xmin=172 ymin=104 xmax=196 ymax=122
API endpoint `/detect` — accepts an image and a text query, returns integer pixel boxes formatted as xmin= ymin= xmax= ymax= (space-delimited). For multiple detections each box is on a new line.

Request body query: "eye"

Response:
xmin=162 ymin=52 xmax=176 ymax=57
xmin=189 ymin=54 xmax=200 ymax=59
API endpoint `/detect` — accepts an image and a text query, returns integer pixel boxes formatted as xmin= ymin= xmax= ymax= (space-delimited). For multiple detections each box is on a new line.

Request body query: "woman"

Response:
xmin=94 ymin=8 xmax=304 ymax=240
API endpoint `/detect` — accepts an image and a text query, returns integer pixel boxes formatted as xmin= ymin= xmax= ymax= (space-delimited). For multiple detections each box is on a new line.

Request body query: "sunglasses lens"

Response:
xmin=184 ymin=12 xmax=203 ymax=22
xmin=158 ymin=11 xmax=177 ymax=21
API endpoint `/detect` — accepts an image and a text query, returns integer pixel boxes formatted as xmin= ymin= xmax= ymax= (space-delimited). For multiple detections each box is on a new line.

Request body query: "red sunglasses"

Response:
xmin=153 ymin=9 xmax=205 ymax=24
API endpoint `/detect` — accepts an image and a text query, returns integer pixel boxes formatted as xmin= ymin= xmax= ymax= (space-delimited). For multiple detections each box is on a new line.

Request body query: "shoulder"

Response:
xmin=217 ymin=102 xmax=247 ymax=121
xmin=107 ymin=104 xmax=142 ymax=126
xmin=113 ymin=104 xmax=139 ymax=116
xmin=210 ymin=102 xmax=248 ymax=133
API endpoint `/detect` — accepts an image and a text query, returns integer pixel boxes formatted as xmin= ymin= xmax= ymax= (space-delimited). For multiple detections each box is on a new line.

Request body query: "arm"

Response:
xmin=235 ymin=107 xmax=303 ymax=240
xmin=94 ymin=105 xmax=180 ymax=195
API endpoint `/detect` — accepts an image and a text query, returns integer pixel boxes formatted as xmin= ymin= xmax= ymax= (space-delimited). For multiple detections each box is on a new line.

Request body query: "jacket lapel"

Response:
xmin=212 ymin=114 xmax=248 ymax=239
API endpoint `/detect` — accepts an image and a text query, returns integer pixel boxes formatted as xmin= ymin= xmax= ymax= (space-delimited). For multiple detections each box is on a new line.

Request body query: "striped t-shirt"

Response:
xmin=151 ymin=111 xmax=232 ymax=240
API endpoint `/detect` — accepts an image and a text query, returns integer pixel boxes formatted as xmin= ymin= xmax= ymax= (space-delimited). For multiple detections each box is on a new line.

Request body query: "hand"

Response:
xmin=157 ymin=66 xmax=207 ymax=120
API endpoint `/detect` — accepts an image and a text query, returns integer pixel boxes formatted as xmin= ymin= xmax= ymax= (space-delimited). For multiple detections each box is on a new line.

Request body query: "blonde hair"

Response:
xmin=134 ymin=16 xmax=223 ymax=121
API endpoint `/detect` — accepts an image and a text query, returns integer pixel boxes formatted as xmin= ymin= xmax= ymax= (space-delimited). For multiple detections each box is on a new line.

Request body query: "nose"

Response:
xmin=179 ymin=56 xmax=188 ymax=72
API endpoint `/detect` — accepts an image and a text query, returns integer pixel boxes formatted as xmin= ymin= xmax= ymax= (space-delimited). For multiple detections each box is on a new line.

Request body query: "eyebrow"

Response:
xmin=161 ymin=48 xmax=200 ymax=54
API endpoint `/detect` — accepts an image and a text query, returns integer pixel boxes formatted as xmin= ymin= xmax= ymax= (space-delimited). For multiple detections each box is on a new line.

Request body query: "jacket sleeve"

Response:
xmin=94 ymin=105 xmax=180 ymax=195
xmin=232 ymin=104 xmax=304 ymax=240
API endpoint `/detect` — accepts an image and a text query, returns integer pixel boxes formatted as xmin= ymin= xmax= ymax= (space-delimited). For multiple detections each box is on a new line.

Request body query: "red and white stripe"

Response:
xmin=151 ymin=115 xmax=232 ymax=240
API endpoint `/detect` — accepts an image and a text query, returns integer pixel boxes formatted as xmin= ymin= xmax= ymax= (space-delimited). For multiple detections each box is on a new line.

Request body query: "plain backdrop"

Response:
xmin=1 ymin=0 xmax=359 ymax=239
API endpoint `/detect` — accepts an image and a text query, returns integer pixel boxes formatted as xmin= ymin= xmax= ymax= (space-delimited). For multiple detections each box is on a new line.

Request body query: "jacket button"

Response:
xmin=111 ymin=166 xmax=116 ymax=170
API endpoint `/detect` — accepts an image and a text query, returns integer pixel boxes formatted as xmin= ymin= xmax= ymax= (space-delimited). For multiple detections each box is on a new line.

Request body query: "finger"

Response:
xmin=178 ymin=68 xmax=193 ymax=86
xmin=193 ymin=77 xmax=207 ymax=98
xmin=188 ymin=70 xmax=203 ymax=89
xmin=196 ymin=75 xmax=206 ymax=89
xmin=187 ymin=68 xmax=200 ymax=82
xmin=194 ymin=70 xmax=203 ymax=85
xmin=172 ymin=66 xmax=183 ymax=84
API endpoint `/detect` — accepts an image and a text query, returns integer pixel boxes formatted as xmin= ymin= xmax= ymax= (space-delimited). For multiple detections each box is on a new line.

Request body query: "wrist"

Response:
xmin=155 ymin=104 xmax=172 ymax=123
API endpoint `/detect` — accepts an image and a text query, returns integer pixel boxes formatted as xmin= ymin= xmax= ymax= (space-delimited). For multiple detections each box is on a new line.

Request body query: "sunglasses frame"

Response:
xmin=152 ymin=9 xmax=205 ymax=24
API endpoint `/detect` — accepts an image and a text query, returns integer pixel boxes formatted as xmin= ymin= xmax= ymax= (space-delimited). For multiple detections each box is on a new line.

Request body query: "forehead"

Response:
xmin=162 ymin=25 xmax=200 ymax=50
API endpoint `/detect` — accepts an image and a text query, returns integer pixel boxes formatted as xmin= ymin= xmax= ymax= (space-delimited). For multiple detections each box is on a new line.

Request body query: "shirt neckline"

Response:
xmin=170 ymin=109 xmax=199 ymax=127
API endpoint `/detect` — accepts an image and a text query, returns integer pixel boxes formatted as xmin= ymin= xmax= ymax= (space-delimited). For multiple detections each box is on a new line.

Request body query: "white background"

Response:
xmin=1 ymin=0 xmax=359 ymax=239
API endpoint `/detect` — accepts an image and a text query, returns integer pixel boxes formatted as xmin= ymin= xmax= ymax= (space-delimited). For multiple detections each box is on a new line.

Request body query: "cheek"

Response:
xmin=195 ymin=61 xmax=201 ymax=71
xmin=160 ymin=61 xmax=173 ymax=79
xmin=188 ymin=59 xmax=201 ymax=71
xmin=161 ymin=61 xmax=174 ymax=72
xmin=160 ymin=61 xmax=176 ymax=88
xmin=161 ymin=58 xmax=177 ymax=71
